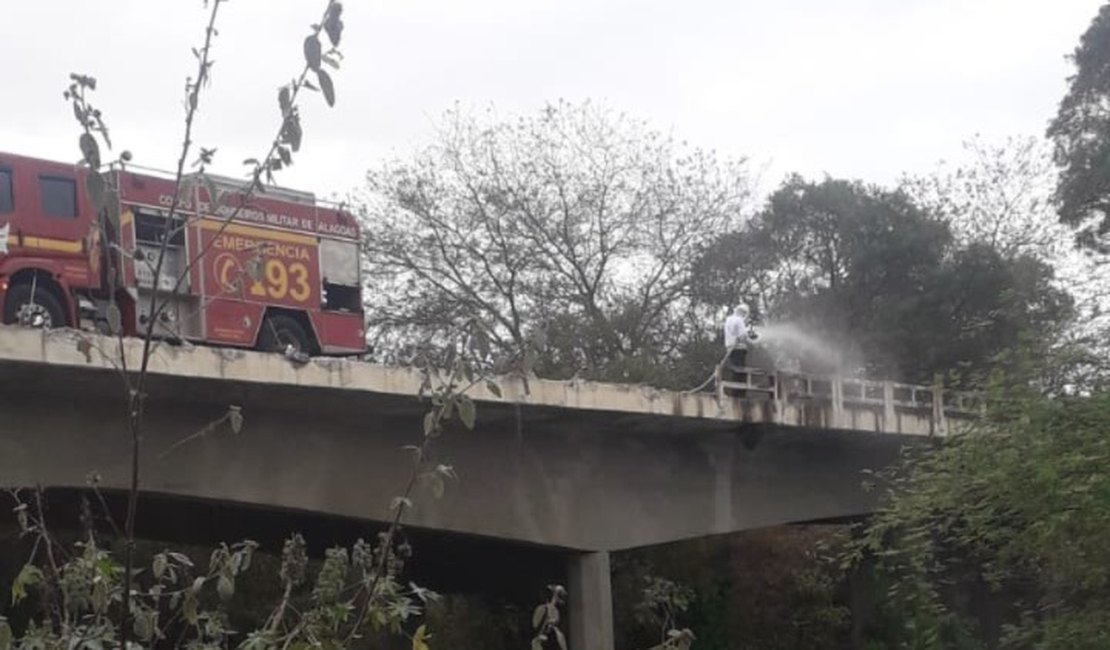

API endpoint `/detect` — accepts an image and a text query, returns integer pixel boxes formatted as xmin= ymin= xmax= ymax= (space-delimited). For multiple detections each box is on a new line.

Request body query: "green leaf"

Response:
xmin=201 ymin=174 xmax=221 ymax=210
xmin=107 ymin=302 xmax=121 ymax=334
xmin=472 ymin=327 xmax=491 ymax=358
xmin=532 ymin=603 xmax=546 ymax=629
xmin=217 ymin=574 xmax=234 ymax=601
xmin=183 ymin=587 xmax=199 ymax=624
xmin=317 ymin=68 xmax=335 ymax=107
xmin=80 ymin=132 xmax=100 ymax=168
xmin=423 ymin=410 xmax=436 ymax=436
xmin=238 ymin=543 xmax=255 ymax=572
xmin=411 ymin=623 xmax=430 ymax=650
xmin=0 ymin=617 xmax=12 ymax=650
xmin=91 ymin=579 xmax=108 ymax=614
xmin=11 ymin=564 xmax=43 ymax=605
xmin=152 ymin=553 xmax=167 ymax=580
xmin=458 ymin=396 xmax=476 ymax=430
xmin=303 ymin=35 xmax=322 ymax=71
xmin=85 ymin=171 xmax=106 ymax=211
xmin=282 ymin=113 xmax=303 ymax=152
xmin=405 ymin=623 xmax=428 ymax=650
xmin=278 ymin=85 xmax=293 ymax=117
xmin=134 ymin=608 xmax=154 ymax=642
xmin=553 ymin=628 xmax=567 ymax=650
xmin=486 ymin=380 xmax=502 ymax=398
xmin=245 ymin=256 xmax=263 ymax=281
xmin=76 ymin=336 xmax=93 ymax=362
xmin=324 ymin=2 xmax=344 ymax=47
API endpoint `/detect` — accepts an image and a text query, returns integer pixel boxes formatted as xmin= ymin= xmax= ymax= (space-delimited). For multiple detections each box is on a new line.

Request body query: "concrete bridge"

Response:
xmin=0 ymin=326 xmax=970 ymax=648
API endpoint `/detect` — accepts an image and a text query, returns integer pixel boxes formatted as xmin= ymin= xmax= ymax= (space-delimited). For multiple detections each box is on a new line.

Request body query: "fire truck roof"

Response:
xmin=195 ymin=172 xmax=317 ymax=207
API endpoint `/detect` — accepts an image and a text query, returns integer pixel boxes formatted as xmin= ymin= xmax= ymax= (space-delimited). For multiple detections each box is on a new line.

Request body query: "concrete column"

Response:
xmin=931 ymin=376 xmax=947 ymax=437
xmin=568 ymin=551 xmax=615 ymax=650
xmin=882 ymin=381 xmax=896 ymax=432
xmin=830 ymin=376 xmax=845 ymax=429
xmin=772 ymin=371 xmax=786 ymax=424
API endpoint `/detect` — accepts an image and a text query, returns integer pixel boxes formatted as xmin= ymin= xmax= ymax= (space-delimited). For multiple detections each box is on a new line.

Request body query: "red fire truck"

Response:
xmin=0 ymin=151 xmax=365 ymax=355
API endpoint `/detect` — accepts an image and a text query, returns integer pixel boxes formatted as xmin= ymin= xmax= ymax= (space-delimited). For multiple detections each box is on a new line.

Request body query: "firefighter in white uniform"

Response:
xmin=723 ymin=304 xmax=751 ymax=368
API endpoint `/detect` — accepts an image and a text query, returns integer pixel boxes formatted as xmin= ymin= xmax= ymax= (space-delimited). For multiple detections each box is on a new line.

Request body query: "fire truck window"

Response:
xmin=324 ymin=283 xmax=362 ymax=312
xmin=320 ymin=238 xmax=359 ymax=286
xmin=0 ymin=169 xmax=12 ymax=213
xmin=38 ymin=176 xmax=77 ymax=219
xmin=135 ymin=211 xmax=185 ymax=246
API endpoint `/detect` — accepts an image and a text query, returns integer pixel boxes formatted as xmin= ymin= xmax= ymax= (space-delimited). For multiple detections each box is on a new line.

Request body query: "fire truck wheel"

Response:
xmin=257 ymin=314 xmax=313 ymax=355
xmin=3 ymin=282 xmax=66 ymax=329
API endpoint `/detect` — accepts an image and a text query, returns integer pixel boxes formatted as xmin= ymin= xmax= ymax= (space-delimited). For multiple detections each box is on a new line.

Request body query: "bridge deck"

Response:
xmin=0 ymin=326 xmax=970 ymax=437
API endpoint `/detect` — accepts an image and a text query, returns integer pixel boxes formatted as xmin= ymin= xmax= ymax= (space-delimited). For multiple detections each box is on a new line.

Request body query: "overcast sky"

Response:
xmin=0 ymin=0 xmax=1103 ymax=201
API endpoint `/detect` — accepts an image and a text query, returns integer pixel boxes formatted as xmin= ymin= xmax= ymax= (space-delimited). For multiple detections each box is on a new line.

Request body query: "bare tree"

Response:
xmin=904 ymin=135 xmax=1110 ymax=389
xmin=903 ymin=136 xmax=1072 ymax=260
xmin=360 ymin=101 xmax=750 ymax=378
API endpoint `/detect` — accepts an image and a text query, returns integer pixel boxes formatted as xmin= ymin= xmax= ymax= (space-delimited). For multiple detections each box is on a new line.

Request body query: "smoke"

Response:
xmin=750 ymin=321 xmax=862 ymax=376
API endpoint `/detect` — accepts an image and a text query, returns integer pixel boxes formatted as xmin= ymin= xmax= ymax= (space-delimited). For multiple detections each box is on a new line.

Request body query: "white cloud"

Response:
xmin=0 ymin=0 xmax=1102 ymax=198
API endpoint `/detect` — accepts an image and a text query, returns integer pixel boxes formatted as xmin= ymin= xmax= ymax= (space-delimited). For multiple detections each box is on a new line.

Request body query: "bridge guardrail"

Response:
xmin=0 ymin=324 xmax=980 ymax=438
xmin=716 ymin=364 xmax=980 ymax=435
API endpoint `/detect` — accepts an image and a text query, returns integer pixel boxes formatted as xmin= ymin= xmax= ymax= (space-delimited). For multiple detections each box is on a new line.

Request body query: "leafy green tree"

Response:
xmin=613 ymin=529 xmax=850 ymax=650
xmin=1048 ymin=3 xmax=1110 ymax=251
xmin=694 ymin=176 xmax=1072 ymax=385
xmin=696 ymin=176 xmax=951 ymax=379
xmin=846 ymin=390 xmax=1110 ymax=649
xmin=910 ymin=245 xmax=1072 ymax=386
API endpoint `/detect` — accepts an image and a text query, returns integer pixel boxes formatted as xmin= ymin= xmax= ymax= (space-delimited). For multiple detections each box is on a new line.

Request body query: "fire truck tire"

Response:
xmin=3 ymin=282 xmax=67 ymax=329
xmin=257 ymin=314 xmax=313 ymax=355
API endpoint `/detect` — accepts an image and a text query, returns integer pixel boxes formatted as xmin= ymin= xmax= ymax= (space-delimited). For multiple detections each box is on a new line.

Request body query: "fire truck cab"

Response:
xmin=0 ymin=151 xmax=365 ymax=356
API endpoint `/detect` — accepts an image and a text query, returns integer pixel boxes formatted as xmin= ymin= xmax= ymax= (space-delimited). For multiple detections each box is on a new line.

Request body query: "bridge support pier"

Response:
xmin=568 ymin=551 xmax=614 ymax=650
